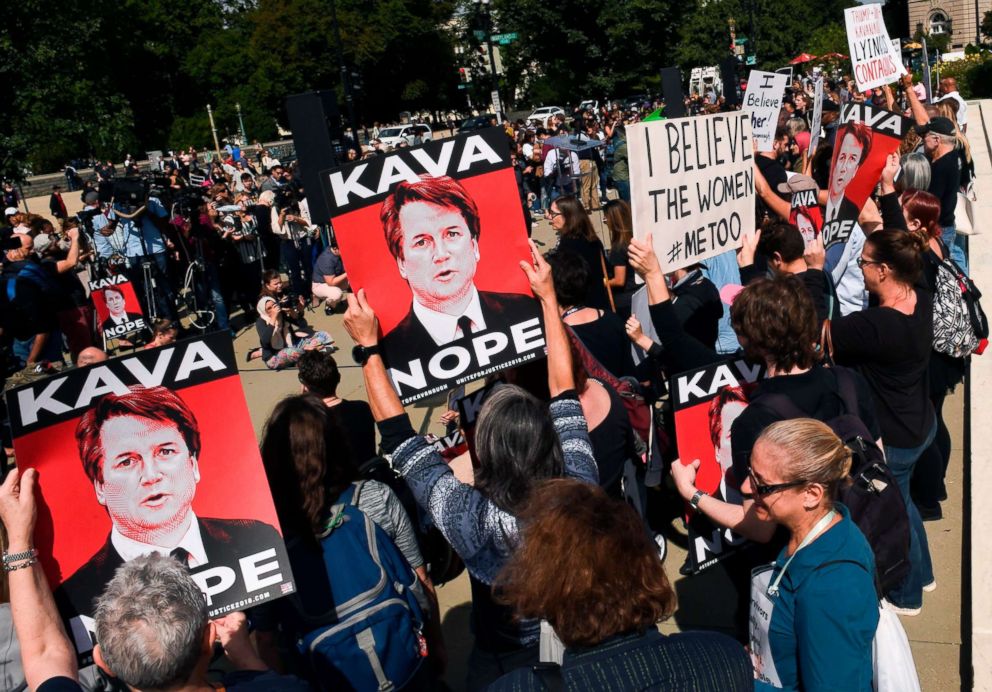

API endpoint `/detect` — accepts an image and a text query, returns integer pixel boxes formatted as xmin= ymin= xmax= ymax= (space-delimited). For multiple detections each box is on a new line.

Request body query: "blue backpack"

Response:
xmin=290 ymin=481 xmax=427 ymax=691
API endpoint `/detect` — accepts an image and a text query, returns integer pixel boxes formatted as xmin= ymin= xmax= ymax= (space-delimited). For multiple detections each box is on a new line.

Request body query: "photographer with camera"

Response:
xmin=251 ymin=270 xmax=333 ymax=369
xmin=271 ymin=188 xmax=316 ymax=303
xmin=90 ymin=186 xmax=179 ymax=323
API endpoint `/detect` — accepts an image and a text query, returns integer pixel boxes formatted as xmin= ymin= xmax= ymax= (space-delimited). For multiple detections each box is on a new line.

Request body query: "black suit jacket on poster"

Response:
xmin=380 ymin=291 xmax=539 ymax=391
xmin=55 ymin=517 xmax=288 ymax=651
xmin=100 ymin=312 xmax=146 ymax=335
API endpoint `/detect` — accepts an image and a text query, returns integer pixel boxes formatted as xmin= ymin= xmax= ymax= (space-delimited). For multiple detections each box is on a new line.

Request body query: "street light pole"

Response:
xmin=206 ymin=104 xmax=222 ymax=159
xmin=479 ymin=0 xmax=499 ymax=111
xmin=330 ymin=0 xmax=360 ymax=144
xmin=235 ymin=102 xmax=248 ymax=144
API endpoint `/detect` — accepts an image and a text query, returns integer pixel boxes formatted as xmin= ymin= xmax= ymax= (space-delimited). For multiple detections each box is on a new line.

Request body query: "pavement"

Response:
xmin=22 ymin=151 xmax=967 ymax=691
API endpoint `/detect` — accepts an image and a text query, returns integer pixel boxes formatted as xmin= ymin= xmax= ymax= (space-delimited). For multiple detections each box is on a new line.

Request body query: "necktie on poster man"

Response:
xmin=319 ymin=128 xmax=545 ymax=405
xmin=5 ymin=332 xmax=296 ymax=666
xmin=628 ymin=112 xmax=757 ymax=274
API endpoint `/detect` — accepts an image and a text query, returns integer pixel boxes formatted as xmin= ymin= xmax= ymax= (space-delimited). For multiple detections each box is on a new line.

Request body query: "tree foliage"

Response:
xmin=1 ymin=0 xmax=461 ymax=178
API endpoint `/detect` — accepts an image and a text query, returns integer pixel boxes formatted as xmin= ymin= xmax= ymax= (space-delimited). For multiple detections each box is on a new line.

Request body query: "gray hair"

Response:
xmin=95 ymin=554 xmax=208 ymax=689
xmin=898 ymin=153 xmax=931 ymax=193
xmin=473 ymin=384 xmax=564 ymax=515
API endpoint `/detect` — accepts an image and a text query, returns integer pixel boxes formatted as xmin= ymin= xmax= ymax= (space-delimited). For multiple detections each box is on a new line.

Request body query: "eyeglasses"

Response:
xmin=549 ymin=210 xmax=564 ymax=218
xmin=856 ymin=256 xmax=883 ymax=268
xmin=747 ymin=469 xmax=808 ymax=497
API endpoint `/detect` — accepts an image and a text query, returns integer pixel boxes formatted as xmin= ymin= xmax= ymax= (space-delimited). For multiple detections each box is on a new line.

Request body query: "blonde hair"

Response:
xmin=757 ymin=419 xmax=852 ymax=499
xmin=935 ymin=101 xmax=972 ymax=163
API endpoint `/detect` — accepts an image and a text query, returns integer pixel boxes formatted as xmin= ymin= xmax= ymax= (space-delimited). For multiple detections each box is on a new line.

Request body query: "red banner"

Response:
xmin=320 ymin=128 xmax=545 ymax=404
xmin=88 ymin=274 xmax=147 ymax=343
xmin=6 ymin=333 xmax=294 ymax=664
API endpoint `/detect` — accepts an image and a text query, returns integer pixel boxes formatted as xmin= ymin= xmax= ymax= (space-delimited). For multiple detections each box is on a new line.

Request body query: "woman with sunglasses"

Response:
xmin=828 ymin=228 xmax=935 ymax=616
xmin=744 ymin=418 xmax=878 ymax=691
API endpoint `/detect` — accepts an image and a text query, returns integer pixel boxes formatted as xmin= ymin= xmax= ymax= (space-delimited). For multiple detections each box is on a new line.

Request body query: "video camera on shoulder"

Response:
xmin=273 ymin=187 xmax=299 ymax=212
xmin=112 ymin=177 xmax=150 ymax=214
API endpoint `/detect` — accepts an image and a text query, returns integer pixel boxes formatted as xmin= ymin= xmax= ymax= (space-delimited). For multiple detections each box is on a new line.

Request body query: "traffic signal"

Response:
xmin=459 ymin=67 xmax=472 ymax=83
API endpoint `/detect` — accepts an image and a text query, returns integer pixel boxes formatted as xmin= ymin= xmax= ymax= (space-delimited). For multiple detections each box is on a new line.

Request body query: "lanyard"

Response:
xmin=767 ymin=509 xmax=837 ymax=597
xmin=562 ymin=305 xmax=585 ymax=319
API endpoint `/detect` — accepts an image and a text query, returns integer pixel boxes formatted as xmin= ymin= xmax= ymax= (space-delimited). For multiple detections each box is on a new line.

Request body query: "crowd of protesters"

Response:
xmin=0 ymin=65 xmax=979 ymax=692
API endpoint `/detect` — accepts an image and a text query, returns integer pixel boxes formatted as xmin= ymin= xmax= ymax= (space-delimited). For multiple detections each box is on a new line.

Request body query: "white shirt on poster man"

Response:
xmin=413 ymin=287 xmax=488 ymax=345
xmin=111 ymin=510 xmax=208 ymax=568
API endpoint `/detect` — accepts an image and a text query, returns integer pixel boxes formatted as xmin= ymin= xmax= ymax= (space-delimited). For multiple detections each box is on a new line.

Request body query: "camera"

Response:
xmin=273 ymin=187 xmax=299 ymax=212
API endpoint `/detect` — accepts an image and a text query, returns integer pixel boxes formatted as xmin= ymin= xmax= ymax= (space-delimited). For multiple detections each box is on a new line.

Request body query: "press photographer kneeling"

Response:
xmin=251 ymin=270 xmax=333 ymax=369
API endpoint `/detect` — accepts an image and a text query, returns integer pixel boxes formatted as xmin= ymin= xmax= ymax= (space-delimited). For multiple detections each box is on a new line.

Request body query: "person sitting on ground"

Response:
xmin=489 ymin=479 xmax=753 ymax=692
xmin=342 ymin=242 xmax=597 ymax=691
xmin=297 ymin=349 xmax=377 ymax=464
xmin=311 ymin=242 xmax=349 ymax=315
xmin=254 ymin=295 xmax=333 ymax=370
xmin=0 ymin=468 xmax=309 ymax=692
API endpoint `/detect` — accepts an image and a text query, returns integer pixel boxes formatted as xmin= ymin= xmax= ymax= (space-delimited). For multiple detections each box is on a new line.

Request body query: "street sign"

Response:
xmin=458 ymin=84 xmax=466 ymax=90
xmin=473 ymin=30 xmax=486 ymax=40
xmin=491 ymin=90 xmax=503 ymax=121
xmin=490 ymin=32 xmax=518 ymax=44
xmin=746 ymin=55 xmax=757 ymax=65
xmin=735 ymin=37 xmax=748 ymax=44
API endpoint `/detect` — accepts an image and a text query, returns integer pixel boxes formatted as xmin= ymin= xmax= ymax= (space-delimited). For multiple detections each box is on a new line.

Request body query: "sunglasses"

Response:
xmin=747 ymin=469 xmax=808 ymax=497
xmin=855 ymin=256 xmax=882 ymax=268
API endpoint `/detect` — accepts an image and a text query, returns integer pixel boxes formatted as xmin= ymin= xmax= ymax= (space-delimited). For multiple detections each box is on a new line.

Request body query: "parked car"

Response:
xmin=578 ymin=100 xmax=599 ymax=112
xmin=526 ymin=106 xmax=565 ymax=128
xmin=458 ymin=114 xmax=501 ymax=132
xmin=378 ymin=123 xmax=433 ymax=147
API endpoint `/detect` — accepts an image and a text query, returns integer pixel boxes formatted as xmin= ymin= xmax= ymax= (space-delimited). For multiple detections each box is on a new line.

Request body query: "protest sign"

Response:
xmin=808 ymin=77 xmax=824 ymax=157
xmin=790 ymin=188 xmax=824 ymax=246
xmin=320 ymin=128 xmax=544 ymax=405
xmin=821 ymin=103 xmax=911 ymax=262
xmin=89 ymin=274 xmax=146 ymax=345
xmin=7 ymin=332 xmax=295 ymax=664
xmin=672 ymin=358 xmax=763 ymax=573
xmin=742 ymin=70 xmax=789 ymax=151
xmin=628 ymin=112 xmax=756 ymax=274
xmin=845 ymin=4 xmax=906 ymax=92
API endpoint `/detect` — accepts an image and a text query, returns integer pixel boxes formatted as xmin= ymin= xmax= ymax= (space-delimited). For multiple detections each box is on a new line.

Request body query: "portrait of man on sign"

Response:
xmin=379 ymin=175 xmax=534 ymax=359
xmin=824 ymin=121 xmax=872 ymax=224
xmin=99 ymin=285 xmax=146 ymax=338
xmin=56 ymin=385 xmax=287 ymax=649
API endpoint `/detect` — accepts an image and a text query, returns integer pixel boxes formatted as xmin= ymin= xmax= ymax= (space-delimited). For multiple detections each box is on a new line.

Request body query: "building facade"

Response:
xmin=908 ymin=0 xmax=992 ymax=51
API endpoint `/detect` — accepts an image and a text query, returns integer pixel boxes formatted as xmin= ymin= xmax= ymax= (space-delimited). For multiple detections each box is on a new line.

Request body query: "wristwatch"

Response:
xmin=352 ymin=344 xmax=380 ymax=366
xmin=689 ymin=489 xmax=708 ymax=511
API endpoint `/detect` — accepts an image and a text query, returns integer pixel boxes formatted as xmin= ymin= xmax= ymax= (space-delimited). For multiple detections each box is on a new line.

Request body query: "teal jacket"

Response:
xmin=755 ymin=504 xmax=879 ymax=691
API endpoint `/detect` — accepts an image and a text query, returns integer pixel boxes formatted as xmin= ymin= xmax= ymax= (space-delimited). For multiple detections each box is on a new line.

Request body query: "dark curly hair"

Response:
xmin=495 ymin=479 xmax=676 ymax=647
xmin=730 ymin=275 xmax=819 ymax=371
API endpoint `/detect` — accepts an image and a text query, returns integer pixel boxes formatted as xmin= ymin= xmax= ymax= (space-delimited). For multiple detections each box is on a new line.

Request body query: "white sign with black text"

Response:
xmin=742 ymin=70 xmax=789 ymax=151
xmin=628 ymin=112 xmax=757 ymax=273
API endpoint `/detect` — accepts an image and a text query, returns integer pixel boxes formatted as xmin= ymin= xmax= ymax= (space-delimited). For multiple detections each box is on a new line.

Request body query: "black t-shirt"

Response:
xmin=328 ymin=399 xmax=377 ymax=464
xmin=571 ymin=311 xmax=636 ymax=379
xmin=729 ymin=366 xmax=881 ymax=480
xmin=38 ymin=678 xmax=83 ymax=692
xmin=671 ymin=269 xmax=722 ymax=350
xmin=755 ymin=155 xmax=788 ymax=222
xmin=928 ymin=151 xmax=960 ymax=228
xmin=587 ymin=379 xmax=635 ymax=498
xmin=557 ymin=235 xmax=611 ymax=310
xmin=608 ymin=245 xmax=637 ymax=294
xmin=248 ymin=204 xmax=274 ymax=239
xmin=830 ymin=288 xmax=934 ymax=448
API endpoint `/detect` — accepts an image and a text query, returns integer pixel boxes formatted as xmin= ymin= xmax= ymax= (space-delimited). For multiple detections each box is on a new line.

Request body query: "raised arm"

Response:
xmin=519 ymin=240 xmax=573 ymax=396
xmin=901 ymin=74 xmax=929 ymax=127
xmin=0 ymin=469 xmax=79 ymax=689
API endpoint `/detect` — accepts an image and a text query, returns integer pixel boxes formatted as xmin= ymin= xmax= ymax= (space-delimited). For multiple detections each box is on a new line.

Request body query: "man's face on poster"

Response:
xmin=796 ymin=212 xmax=817 ymax=244
xmin=830 ymin=132 xmax=863 ymax=198
xmin=105 ymin=289 xmax=126 ymax=317
xmin=715 ymin=401 xmax=746 ymax=473
xmin=395 ymin=201 xmax=480 ymax=312
xmin=94 ymin=415 xmax=200 ymax=541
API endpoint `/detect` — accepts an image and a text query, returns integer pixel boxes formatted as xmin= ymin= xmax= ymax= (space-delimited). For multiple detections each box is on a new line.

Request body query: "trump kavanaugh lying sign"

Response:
xmin=628 ymin=112 xmax=757 ymax=274
xmin=320 ymin=128 xmax=544 ymax=404
xmin=6 ymin=332 xmax=296 ymax=666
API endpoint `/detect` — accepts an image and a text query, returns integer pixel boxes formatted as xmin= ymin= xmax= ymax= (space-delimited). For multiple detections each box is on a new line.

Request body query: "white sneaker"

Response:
xmin=924 ymin=580 xmax=937 ymax=593
xmin=881 ymin=598 xmax=921 ymax=616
